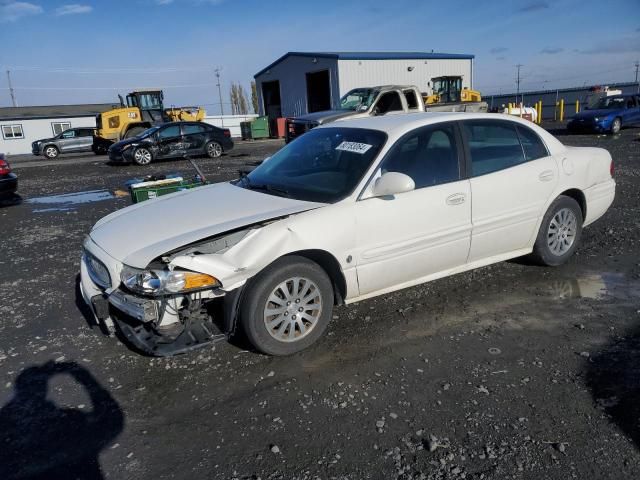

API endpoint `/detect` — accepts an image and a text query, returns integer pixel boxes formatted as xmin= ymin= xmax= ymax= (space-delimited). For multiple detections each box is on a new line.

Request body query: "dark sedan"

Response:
xmin=108 ymin=122 xmax=234 ymax=165
xmin=0 ymin=154 xmax=18 ymax=199
xmin=568 ymin=94 xmax=640 ymax=134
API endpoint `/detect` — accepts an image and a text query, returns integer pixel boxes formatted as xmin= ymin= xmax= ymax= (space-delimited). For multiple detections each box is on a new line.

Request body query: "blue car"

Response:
xmin=567 ymin=94 xmax=640 ymax=134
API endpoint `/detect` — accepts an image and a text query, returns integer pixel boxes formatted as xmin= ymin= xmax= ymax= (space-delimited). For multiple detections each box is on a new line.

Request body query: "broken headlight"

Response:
xmin=120 ymin=266 xmax=220 ymax=296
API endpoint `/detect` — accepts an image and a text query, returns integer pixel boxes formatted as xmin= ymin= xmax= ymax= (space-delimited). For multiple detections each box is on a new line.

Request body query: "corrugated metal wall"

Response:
xmin=255 ymin=55 xmax=339 ymax=117
xmin=337 ymin=59 xmax=473 ymax=96
xmin=485 ymin=82 xmax=639 ymax=119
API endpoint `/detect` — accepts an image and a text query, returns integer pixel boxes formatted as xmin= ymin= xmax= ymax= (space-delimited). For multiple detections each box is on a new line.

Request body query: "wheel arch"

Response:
xmin=282 ymin=249 xmax=347 ymax=306
xmin=558 ymin=188 xmax=586 ymax=220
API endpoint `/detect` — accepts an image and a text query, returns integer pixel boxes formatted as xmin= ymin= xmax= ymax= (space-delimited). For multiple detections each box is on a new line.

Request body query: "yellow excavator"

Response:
xmin=92 ymin=89 xmax=205 ymax=154
xmin=424 ymin=76 xmax=482 ymax=104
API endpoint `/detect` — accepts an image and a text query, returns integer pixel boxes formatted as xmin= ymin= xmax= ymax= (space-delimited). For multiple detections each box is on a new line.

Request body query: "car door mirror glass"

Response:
xmin=372 ymin=172 xmax=415 ymax=197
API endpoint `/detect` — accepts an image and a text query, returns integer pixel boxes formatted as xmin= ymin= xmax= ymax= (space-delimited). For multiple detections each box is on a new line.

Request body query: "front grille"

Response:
xmin=84 ymin=250 xmax=111 ymax=288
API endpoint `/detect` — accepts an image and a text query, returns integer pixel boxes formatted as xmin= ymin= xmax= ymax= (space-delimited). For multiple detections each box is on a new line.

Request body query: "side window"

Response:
xmin=183 ymin=124 xmax=206 ymax=135
xmin=158 ymin=125 xmax=181 ymax=139
xmin=61 ymin=129 xmax=76 ymax=138
xmin=375 ymin=92 xmax=403 ymax=114
xmin=403 ymin=90 xmax=419 ymax=110
xmin=78 ymin=128 xmax=93 ymax=137
xmin=517 ymin=126 xmax=548 ymax=161
xmin=381 ymin=123 xmax=460 ymax=188
xmin=463 ymin=121 xmax=525 ymax=176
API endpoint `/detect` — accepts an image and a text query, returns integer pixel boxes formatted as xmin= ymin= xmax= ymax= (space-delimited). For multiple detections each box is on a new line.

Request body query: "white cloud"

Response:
xmin=55 ymin=4 xmax=92 ymax=16
xmin=0 ymin=1 xmax=43 ymax=23
xmin=156 ymin=0 xmax=225 ymax=5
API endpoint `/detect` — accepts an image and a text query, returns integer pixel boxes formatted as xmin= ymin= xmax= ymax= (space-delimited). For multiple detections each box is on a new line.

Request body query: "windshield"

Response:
xmin=137 ymin=126 xmax=160 ymax=138
xmin=239 ymin=127 xmax=387 ymax=203
xmin=594 ymin=96 xmax=626 ymax=110
xmin=339 ymin=88 xmax=379 ymax=111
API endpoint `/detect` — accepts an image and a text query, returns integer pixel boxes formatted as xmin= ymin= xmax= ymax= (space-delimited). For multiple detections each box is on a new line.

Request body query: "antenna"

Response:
xmin=214 ymin=67 xmax=224 ymax=116
xmin=6 ymin=70 xmax=17 ymax=107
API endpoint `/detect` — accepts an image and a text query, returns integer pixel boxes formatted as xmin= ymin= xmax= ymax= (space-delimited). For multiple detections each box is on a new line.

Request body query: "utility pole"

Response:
xmin=214 ymin=67 xmax=224 ymax=116
xmin=6 ymin=70 xmax=17 ymax=107
xmin=515 ymin=64 xmax=523 ymax=105
xmin=635 ymin=61 xmax=639 ymax=93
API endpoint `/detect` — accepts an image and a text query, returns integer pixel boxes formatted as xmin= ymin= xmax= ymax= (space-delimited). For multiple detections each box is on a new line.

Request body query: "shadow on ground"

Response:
xmin=587 ymin=324 xmax=640 ymax=450
xmin=0 ymin=361 xmax=124 ymax=480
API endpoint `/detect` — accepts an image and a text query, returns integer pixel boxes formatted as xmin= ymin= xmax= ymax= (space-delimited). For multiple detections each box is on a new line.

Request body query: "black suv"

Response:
xmin=108 ymin=122 xmax=234 ymax=165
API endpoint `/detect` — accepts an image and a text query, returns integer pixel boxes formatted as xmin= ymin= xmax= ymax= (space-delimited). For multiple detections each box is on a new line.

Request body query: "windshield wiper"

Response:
xmin=242 ymin=178 xmax=292 ymax=198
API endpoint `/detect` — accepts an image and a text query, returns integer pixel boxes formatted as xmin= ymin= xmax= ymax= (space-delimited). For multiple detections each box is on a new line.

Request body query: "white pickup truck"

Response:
xmin=286 ymin=85 xmax=487 ymax=142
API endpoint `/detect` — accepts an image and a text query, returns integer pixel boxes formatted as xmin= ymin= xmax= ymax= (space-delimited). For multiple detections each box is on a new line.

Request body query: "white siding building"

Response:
xmin=0 ymin=104 xmax=113 ymax=155
xmin=254 ymin=51 xmax=474 ymax=120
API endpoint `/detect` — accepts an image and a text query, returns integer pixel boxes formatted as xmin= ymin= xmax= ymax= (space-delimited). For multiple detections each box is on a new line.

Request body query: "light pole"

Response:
xmin=515 ymin=64 xmax=523 ymax=105
xmin=215 ymin=67 xmax=224 ymax=116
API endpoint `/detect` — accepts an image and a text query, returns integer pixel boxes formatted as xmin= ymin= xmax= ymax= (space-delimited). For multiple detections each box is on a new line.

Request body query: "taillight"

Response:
xmin=610 ymin=160 xmax=614 ymax=177
xmin=0 ymin=159 xmax=11 ymax=176
xmin=223 ymin=129 xmax=231 ymax=137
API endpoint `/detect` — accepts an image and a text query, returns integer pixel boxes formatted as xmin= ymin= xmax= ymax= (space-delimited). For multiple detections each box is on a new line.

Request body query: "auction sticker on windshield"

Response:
xmin=335 ymin=141 xmax=373 ymax=154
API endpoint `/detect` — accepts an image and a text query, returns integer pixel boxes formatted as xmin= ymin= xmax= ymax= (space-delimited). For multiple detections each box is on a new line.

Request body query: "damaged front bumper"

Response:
xmin=80 ymin=251 xmax=241 ymax=356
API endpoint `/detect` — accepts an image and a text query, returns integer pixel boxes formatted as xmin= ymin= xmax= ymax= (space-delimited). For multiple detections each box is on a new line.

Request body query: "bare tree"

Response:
xmin=238 ymin=85 xmax=249 ymax=115
xmin=251 ymin=81 xmax=259 ymax=114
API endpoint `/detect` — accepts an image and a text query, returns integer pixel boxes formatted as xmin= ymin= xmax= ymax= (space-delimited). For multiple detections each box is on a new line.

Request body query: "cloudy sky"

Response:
xmin=0 ymin=0 xmax=638 ymax=111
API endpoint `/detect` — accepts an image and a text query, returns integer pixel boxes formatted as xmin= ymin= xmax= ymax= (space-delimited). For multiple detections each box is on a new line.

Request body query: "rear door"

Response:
xmin=76 ymin=128 xmax=94 ymax=151
xmin=156 ymin=124 xmax=184 ymax=158
xmin=181 ymin=123 xmax=209 ymax=155
xmin=462 ymin=119 xmax=558 ymax=262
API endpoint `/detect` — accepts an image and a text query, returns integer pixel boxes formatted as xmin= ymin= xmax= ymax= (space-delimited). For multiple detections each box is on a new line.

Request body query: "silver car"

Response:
xmin=32 ymin=127 xmax=95 ymax=159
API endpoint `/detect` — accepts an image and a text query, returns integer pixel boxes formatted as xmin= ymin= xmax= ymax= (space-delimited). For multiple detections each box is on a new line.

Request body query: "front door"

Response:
xmin=156 ymin=124 xmax=184 ymax=158
xmin=462 ymin=119 xmax=559 ymax=262
xmin=57 ymin=129 xmax=79 ymax=152
xmin=354 ymin=122 xmax=472 ymax=295
xmin=76 ymin=128 xmax=94 ymax=151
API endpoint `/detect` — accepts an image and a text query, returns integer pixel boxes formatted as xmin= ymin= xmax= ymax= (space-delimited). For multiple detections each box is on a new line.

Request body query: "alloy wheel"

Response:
xmin=547 ymin=207 xmax=577 ymax=256
xmin=263 ymin=277 xmax=323 ymax=342
xmin=134 ymin=148 xmax=152 ymax=165
xmin=207 ymin=142 xmax=222 ymax=158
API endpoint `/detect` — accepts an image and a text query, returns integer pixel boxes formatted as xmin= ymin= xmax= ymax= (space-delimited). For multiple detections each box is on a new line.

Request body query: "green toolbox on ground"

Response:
xmin=129 ymin=177 xmax=205 ymax=204
xmin=250 ymin=116 xmax=270 ymax=139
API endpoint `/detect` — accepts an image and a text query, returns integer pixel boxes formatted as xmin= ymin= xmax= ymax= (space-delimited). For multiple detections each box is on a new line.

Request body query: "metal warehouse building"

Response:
xmin=254 ymin=51 xmax=475 ymax=120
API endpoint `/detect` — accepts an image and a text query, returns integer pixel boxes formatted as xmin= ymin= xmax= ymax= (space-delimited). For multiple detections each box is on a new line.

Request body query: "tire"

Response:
xmin=124 ymin=126 xmax=146 ymax=139
xmin=43 ymin=145 xmax=59 ymax=159
xmin=529 ymin=195 xmax=583 ymax=266
xmin=132 ymin=147 xmax=153 ymax=166
xmin=239 ymin=256 xmax=334 ymax=356
xmin=610 ymin=117 xmax=621 ymax=134
xmin=205 ymin=141 xmax=223 ymax=158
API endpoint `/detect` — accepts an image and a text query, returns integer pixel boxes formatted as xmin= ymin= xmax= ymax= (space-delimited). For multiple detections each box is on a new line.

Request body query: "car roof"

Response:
xmin=315 ymin=112 xmax=566 ymax=154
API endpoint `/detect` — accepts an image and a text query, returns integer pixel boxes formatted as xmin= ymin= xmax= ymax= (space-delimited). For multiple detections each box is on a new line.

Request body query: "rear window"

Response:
xmin=463 ymin=121 xmax=525 ymax=176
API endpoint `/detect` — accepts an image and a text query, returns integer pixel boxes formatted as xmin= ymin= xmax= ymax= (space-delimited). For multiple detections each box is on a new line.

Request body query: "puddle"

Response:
xmin=26 ymin=190 xmax=115 ymax=212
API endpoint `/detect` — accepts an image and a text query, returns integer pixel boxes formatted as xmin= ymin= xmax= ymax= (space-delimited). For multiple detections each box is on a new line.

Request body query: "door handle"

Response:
xmin=539 ymin=170 xmax=554 ymax=182
xmin=446 ymin=193 xmax=466 ymax=206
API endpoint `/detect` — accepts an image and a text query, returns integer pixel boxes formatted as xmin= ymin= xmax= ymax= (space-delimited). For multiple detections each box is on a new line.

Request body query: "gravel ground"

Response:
xmin=0 ymin=126 xmax=639 ymax=480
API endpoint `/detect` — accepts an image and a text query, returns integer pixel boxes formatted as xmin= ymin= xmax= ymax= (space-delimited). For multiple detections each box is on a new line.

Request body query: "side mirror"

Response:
xmin=372 ymin=106 xmax=381 ymax=116
xmin=358 ymin=105 xmax=368 ymax=112
xmin=372 ymin=172 xmax=415 ymax=197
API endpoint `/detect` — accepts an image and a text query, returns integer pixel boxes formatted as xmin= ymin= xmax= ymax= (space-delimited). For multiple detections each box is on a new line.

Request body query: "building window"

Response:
xmin=2 ymin=124 xmax=24 ymax=140
xmin=52 ymin=122 xmax=71 ymax=136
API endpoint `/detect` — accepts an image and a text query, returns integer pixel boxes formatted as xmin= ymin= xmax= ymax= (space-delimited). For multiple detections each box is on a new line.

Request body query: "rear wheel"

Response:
xmin=133 ymin=147 xmax=153 ymax=166
xmin=44 ymin=145 xmax=59 ymax=159
xmin=610 ymin=117 xmax=621 ymax=134
xmin=529 ymin=195 xmax=583 ymax=266
xmin=239 ymin=256 xmax=334 ymax=356
xmin=205 ymin=141 xmax=222 ymax=158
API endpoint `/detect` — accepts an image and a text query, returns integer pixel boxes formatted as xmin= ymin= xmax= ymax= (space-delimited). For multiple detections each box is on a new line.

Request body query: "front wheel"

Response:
xmin=610 ymin=117 xmax=621 ymax=134
xmin=44 ymin=145 xmax=59 ymax=159
xmin=529 ymin=195 xmax=583 ymax=266
xmin=205 ymin=141 xmax=222 ymax=158
xmin=239 ymin=256 xmax=334 ymax=355
xmin=132 ymin=147 xmax=153 ymax=166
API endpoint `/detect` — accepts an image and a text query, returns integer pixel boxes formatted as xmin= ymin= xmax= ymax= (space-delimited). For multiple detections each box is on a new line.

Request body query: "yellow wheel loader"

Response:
xmin=92 ymin=90 xmax=205 ymax=154
xmin=422 ymin=76 xmax=487 ymax=113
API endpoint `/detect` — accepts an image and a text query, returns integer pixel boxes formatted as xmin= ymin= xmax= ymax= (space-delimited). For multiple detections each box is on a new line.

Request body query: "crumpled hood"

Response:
xmin=293 ymin=109 xmax=357 ymax=124
xmin=89 ymin=182 xmax=324 ymax=268
xmin=572 ymin=109 xmax=616 ymax=120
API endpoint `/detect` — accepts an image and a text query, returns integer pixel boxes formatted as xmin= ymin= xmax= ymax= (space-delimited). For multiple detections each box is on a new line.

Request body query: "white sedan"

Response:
xmin=80 ymin=113 xmax=615 ymax=356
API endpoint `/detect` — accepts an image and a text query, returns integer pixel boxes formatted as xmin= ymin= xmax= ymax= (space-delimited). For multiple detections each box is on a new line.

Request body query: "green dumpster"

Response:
xmin=250 ymin=116 xmax=270 ymax=139
xmin=129 ymin=177 xmax=205 ymax=203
